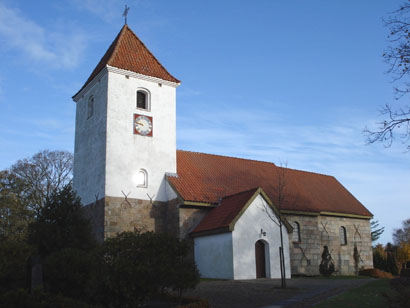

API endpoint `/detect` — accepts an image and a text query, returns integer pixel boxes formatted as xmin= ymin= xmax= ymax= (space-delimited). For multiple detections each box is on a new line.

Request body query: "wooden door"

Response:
xmin=255 ymin=240 xmax=266 ymax=278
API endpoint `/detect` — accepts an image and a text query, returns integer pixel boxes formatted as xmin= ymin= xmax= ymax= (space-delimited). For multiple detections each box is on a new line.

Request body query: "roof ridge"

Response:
xmin=177 ymin=149 xmax=277 ymax=166
xmin=124 ymin=25 xmax=180 ymax=83
xmin=276 ymin=165 xmax=334 ymax=178
xmin=177 ymin=149 xmax=335 ymax=178
xmin=221 ymin=187 xmax=260 ymax=200
xmin=107 ymin=25 xmax=128 ymax=67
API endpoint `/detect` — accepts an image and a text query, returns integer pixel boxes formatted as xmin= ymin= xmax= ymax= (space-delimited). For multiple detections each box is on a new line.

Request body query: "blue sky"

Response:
xmin=0 ymin=0 xmax=408 ymax=244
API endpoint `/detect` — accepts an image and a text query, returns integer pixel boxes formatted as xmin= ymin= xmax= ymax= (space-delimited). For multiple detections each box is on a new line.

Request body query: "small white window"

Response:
xmin=292 ymin=221 xmax=301 ymax=243
xmin=87 ymin=95 xmax=94 ymax=119
xmin=136 ymin=169 xmax=148 ymax=188
xmin=136 ymin=89 xmax=150 ymax=111
xmin=339 ymin=226 xmax=347 ymax=245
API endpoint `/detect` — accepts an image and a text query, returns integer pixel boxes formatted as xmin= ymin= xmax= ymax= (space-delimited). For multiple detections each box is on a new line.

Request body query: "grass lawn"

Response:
xmin=314 ymin=279 xmax=392 ymax=308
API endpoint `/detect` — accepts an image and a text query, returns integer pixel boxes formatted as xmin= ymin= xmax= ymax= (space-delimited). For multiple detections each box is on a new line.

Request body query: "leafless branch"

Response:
xmin=367 ymin=1 xmax=410 ymax=151
xmin=364 ymin=104 xmax=410 ymax=151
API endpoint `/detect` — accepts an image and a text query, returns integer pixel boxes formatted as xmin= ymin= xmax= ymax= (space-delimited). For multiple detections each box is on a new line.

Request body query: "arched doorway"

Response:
xmin=255 ymin=240 xmax=266 ymax=278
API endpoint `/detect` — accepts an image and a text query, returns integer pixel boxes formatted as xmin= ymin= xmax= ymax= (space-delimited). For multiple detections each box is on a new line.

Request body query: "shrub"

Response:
xmin=0 ymin=288 xmax=97 ymax=308
xmin=319 ymin=246 xmax=335 ymax=276
xmin=359 ymin=268 xmax=394 ymax=279
xmin=91 ymin=231 xmax=200 ymax=307
xmin=401 ymin=268 xmax=410 ymax=277
xmin=172 ymin=260 xmax=200 ymax=297
xmin=176 ymin=298 xmax=210 ymax=308
xmin=43 ymin=248 xmax=95 ymax=301
xmin=0 ymin=239 xmax=34 ymax=292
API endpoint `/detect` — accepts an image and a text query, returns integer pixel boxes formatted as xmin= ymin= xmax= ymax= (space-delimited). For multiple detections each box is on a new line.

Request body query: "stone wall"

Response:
xmin=284 ymin=214 xmax=373 ymax=276
xmin=179 ymin=206 xmax=211 ymax=239
xmin=285 ymin=214 xmax=321 ymax=276
xmin=83 ymin=196 xmax=180 ymax=240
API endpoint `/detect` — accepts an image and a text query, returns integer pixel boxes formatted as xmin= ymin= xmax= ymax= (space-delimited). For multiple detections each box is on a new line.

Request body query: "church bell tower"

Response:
xmin=72 ymin=25 xmax=180 ymax=241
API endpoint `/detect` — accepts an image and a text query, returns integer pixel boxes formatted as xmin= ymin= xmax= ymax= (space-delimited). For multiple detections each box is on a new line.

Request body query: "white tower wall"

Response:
xmin=105 ymin=68 xmax=177 ymax=202
xmin=73 ymin=71 xmax=108 ymax=205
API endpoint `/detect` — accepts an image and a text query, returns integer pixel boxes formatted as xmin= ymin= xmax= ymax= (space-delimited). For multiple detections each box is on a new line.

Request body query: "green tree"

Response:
xmin=385 ymin=243 xmax=400 ymax=275
xmin=371 ymin=219 xmax=385 ymax=242
xmin=0 ymin=171 xmax=34 ymax=241
xmin=373 ymin=244 xmax=387 ymax=271
xmin=28 ymin=184 xmax=95 ymax=257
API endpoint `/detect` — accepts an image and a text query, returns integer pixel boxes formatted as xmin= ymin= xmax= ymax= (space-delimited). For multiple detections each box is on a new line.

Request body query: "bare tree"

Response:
xmin=364 ymin=2 xmax=410 ymax=150
xmin=260 ymin=162 xmax=290 ymax=288
xmin=3 ymin=150 xmax=73 ymax=211
xmin=393 ymin=218 xmax=410 ymax=245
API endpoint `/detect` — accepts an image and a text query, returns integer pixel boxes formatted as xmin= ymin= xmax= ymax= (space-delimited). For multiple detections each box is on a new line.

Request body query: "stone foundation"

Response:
xmin=83 ymin=197 xmax=373 ymax=276
xmin=284 ymin=214 xmax=373 ymax=276
xmin=83 ymin=196 xmax=180 ymax=240
xmin=83 ymin=197 xmax=210 ymax=242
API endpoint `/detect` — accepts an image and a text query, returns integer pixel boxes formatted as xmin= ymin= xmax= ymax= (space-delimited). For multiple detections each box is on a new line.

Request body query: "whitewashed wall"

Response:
xmin=105 ymin=70 xmax=177 ymax=202
xmin=73 ymin=71 xmax=108 ymax=205
xmin=193 ymin=193 xmax=291 ymax=280
xmin=232 ymin=194 xmax=291 ymax=279
xmin=73 ymin=67 xmax=178 ymax=205
xmin=194 ymin=233 xmax=234 ymax=279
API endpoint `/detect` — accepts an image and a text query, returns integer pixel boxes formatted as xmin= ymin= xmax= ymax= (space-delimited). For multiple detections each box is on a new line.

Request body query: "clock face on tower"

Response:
xmin=134 ymin=114 xmax=153 ymax=136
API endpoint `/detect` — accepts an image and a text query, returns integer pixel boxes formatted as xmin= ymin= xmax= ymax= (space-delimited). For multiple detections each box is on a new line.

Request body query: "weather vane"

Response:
xmin=122 ymin=4 xmax=130 ymax=25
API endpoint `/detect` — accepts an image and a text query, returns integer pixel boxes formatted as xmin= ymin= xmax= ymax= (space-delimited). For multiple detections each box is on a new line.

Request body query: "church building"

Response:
xmin=72 ymin=25 xmax=373 ymax=279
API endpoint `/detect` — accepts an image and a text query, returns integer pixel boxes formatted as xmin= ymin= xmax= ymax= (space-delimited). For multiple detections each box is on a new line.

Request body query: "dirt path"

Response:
xmin=185 ymin=278 xmax=373 ymax=308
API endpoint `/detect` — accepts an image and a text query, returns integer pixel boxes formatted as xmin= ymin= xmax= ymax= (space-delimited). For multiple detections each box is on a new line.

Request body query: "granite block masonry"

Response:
xmin=285 ymin=214 xmax=372 ymax=275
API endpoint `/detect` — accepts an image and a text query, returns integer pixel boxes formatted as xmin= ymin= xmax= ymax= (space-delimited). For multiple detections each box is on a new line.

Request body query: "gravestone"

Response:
xmin=27 ymin=255 xmax=43 ymax=292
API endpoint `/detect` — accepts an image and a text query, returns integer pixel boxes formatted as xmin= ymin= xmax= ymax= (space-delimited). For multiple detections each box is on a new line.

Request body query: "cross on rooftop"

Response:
xmin=122 ymin=5 xmax=130 ymax=25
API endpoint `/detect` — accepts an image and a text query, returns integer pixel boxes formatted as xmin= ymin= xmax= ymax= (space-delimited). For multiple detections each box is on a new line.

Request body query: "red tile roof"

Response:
xmin=192 ymin=188 xmax=259 ymax=235
xmin=191 ymin=187 xmax=293 ymax=236
xmin=74 ymin=25 xmax=180 ymax=97
xmin=168 ymin=150 xmax=373 ymax=217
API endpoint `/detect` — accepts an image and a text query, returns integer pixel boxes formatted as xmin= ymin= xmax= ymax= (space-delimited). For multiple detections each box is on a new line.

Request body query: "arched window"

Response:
xmin=87 ymin=95 xmax=94 ymax=119
xmin=339 ymin=226 xmax=347 ymax=245
xmin=136 ymin=89 xmax=150 ymax=110
xmin=292 ymin=221 xmax=301 ymax=243
xmin=136 ymin=169 xmax=148 ymax=188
